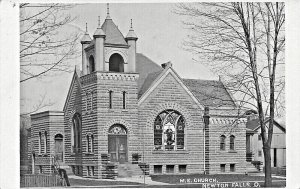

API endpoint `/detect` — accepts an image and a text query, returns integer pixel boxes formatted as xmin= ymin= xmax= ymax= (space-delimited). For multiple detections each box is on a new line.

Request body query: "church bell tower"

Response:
xmin=79 ymin=4 xmax=140 ymax=176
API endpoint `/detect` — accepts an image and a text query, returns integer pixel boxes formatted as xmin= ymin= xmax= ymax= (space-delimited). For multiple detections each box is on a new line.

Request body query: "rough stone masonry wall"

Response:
xmin=80 ymin=72 xmax=139 ymax=178
xmin=138 ymin=73 xmax=205 ymax=175
xmin=30 ymin=114 xmax=51 ymax=174
xmin=80 ymin=73 xmax=99 ymax=178
xmin=208 ymin=116 xmax=247 ymax=174
xmin=64 ymin=73 xmax=83 ymax=175
xmin=49 ymin=113 xmax=64 ymax=162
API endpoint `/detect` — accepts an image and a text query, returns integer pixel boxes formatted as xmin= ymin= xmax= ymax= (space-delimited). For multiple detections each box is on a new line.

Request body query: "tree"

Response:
xmin=20 ymin=3 xmax=80 ymax=83
xmin=175 ymin=2 xmax=285 ymax=187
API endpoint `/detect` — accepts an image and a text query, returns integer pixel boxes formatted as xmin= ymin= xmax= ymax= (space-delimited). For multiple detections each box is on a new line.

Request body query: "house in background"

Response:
xmin=246 ymin=113 xmax=286 ymax=171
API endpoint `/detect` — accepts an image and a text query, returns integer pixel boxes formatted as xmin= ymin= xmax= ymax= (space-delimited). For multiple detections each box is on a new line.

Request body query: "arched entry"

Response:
xmin=109 ymin=53 xmax=124 ymax=72
xmin=108 ymin=124 xmax=127 ymax=163
xmin=54 ymin=134 xmax=64 ymax=162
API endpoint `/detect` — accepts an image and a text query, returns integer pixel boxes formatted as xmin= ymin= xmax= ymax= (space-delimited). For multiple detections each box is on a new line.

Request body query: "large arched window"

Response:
xmin=109 ymin=53 xmax=124 ymax=72
xmin=154 ymin=110 xmax=185 ymax=150
xmin=89 ymin=56 xmax=95 ymax=73
xmin=71 ymin=114 xmax=82 ymax=153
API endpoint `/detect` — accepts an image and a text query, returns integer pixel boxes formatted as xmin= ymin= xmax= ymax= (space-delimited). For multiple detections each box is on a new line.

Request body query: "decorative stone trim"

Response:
xmin=105 ymin=47 xmax=128 ymax=63
xmin=210 ymin=118 xmax=247 ymax=125
xmin=80 ymin=72 xmax=97 ymax=85
xmin=103 ymin=119 xmax=133 ymax=135
xmin=80 ymin=72 xmax=139 ymax=84
xmin=97 ymin=72 xmax=139 ymax=81
xmin=147 ymin=102 xmax=194 ymax=129
xmin=67 ymin=110 xmax=81 ymax=128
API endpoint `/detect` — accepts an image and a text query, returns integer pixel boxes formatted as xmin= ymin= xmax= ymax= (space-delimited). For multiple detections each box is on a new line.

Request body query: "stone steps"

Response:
xmin=117 ymin=163 xmax=144 ymax=178
xmin=246 ymin=162 xmax=260 ymax=173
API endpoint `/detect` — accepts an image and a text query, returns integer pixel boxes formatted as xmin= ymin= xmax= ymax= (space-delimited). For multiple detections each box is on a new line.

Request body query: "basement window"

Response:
xmin=230 ymin=164 xmax=235 ymax=172
xmin=166 ymin=165 xmax=175 ymax=174
xmin=220 ymin=164 xmax=226 ymax=172
xmin=154 ymin=165 xmax=162 ymax=174
xmin=179 ymin=165 xmax=187 ymax=173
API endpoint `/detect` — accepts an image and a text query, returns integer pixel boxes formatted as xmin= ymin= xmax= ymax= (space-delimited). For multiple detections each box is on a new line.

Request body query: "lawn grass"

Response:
xmin=68 ymin=174 xmax=286 ymax=188
xmin=69 ymin=178 xmax=143 ymax=186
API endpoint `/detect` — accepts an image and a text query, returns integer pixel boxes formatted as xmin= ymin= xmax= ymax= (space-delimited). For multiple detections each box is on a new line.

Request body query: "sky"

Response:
xmin=20 ymin=3 xmax=218 ymax=114
xmin=2 ymin=1 xmax=300 ymax=188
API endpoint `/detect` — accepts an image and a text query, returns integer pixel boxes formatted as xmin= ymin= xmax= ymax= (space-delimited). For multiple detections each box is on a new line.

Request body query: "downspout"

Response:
xmin=203 ymin=107 xmax=210 ymax=174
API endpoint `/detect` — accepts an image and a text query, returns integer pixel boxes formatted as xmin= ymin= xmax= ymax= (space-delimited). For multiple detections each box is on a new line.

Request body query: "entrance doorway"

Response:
xmin=54 ymin=134 xmax=64 ymax=162
xmin=108 ymin=124 xmax=127 ymax=163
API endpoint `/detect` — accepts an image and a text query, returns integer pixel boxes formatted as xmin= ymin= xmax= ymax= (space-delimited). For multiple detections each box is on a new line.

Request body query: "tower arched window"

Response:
xmin=109 ymin=91 xmax=113 ymax=109
xmin=89 ymin=56 xmax=95 ymax=73
xmin=44 ymin=131 xmax=47 ymax=154
xmin=154 ymin=110 xmax=185 ymax=150
xmin=220 ymin=135 xmax=226 ymax=151
xmin=122 ymin=91 xmax=126 ymax=109
xmin=109 ymin=53 xmax=124 ymax=72
xmin=230 ymin=135 xmax=235 ymax=150
xmin=71 ymin=114 xmax=82 ymax=153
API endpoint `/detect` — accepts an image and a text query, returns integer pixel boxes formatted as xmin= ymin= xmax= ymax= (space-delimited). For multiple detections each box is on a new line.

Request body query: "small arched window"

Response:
xmin=230 ymin=135 xmax=235 ymax=150
xmin=38 ymin=132 xmax=42 ymax=154
xmin=86 ymin=134 xmax=94 ymax=153
xmin=154 ymin=110 xmax=185 ymax=150
xmin=89 ymin=56 xmax=95 ymax=73
xmin=220 ymin=135 xmax=226 ymax=150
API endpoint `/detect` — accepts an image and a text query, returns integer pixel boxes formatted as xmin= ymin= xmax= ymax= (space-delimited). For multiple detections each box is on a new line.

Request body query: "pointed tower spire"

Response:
xmin=81 ymin=22 xmax=92 ymax=44
xmin=106 ymin=3 xmax=111 ymax=19
xmin=126 ymin=19 xmax=138 ymax=40
xmin=94 ymin=15 xmax=105 ymax=37
xmin=125 ymin=19 xmax=138 ymax=72
xmin=98 ymin=16 xmax=101 ymax=28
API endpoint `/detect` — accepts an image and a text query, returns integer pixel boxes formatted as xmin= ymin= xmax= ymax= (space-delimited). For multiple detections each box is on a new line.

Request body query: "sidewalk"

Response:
xmin=116 ymin=175 xmax=170 ymax=185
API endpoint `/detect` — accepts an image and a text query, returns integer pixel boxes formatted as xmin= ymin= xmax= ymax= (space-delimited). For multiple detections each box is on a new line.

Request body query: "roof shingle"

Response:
xmin=101 ymin=18 xmax=127 ymax=45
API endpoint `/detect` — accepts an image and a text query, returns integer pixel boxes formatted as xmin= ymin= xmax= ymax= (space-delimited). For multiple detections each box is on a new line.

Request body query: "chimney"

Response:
xmin=161 ymin=61 xmax=172 ymax=69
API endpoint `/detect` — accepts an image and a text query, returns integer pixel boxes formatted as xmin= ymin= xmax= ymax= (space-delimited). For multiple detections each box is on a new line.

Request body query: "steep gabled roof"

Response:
xmin=138 ymin=66 xmax=204 ymax=109
xmin=182 ymin=79 xmax=236 ymax=107
xmin=246 ymin=117 xmax=286 ymax=133
xmin=63 ymin=70 xmax=81 ymax=112
xmin=101 ymin=18 xmax=127 ymax=45
xmin=138 ymin=70 xmax=162 ymax=98
xmin=135 ymin=55 xmax=236 ymax=107
xmin=136 ymin=53 xmax=163 ymax=94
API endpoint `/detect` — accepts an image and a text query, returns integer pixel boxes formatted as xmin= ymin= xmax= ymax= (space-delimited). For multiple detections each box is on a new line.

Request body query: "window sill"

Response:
xmin=228 ymin=150 xmax=237 ymax=153
xmin=152 ymin=150 xmax=189 ymax=154
xmin=85 ymin=152 xmax=94 ymax=155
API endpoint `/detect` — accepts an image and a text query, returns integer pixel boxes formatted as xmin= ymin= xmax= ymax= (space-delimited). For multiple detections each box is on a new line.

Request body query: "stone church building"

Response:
xmin=28 ymin=9 xmax=248 ymax=178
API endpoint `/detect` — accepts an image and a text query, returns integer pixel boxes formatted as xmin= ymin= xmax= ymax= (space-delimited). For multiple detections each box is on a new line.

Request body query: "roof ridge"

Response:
xmin=183 ymin=78 xmax=220 ymax=82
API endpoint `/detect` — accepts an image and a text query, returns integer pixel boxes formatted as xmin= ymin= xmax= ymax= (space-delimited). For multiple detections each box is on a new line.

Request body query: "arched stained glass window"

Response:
xmin=72 ymin=114 xmax=82 ymax=153
xmin=154 ymin=110 xmax=185 ymax=150
xmin=109 ymin=124 xmax=127 ymax=135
